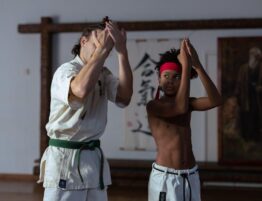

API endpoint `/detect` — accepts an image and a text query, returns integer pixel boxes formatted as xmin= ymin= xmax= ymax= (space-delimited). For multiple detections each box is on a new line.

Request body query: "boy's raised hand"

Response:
xmin=185 ymin=39 xmax=202 ymax=69
xmin=179 ymin=38 xmax=192 ymax=70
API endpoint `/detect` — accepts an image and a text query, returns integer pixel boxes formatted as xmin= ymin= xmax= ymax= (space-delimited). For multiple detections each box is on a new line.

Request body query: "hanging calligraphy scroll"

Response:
xmin=123 ymin=38 xmax=180 ymax=151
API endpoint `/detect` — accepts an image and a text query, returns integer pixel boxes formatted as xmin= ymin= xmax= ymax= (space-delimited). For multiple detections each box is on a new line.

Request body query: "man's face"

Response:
xmin=89 ymin=29 xmax=103 ymax=49
xmin=81 ymin=29 xmax=104 ymax=60
xmin=92 ymin=29 xmax=114 ymax=51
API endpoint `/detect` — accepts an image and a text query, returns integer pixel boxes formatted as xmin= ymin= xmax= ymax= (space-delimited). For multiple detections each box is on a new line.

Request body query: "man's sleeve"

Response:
xmin=51 ymin=65 xmax=83 ymax=110
xmin=104 ymin=67 xmax=119 ymax=103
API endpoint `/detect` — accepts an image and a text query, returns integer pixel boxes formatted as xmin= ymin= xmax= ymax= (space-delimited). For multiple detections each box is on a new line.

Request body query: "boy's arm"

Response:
xmin=175 ymin=38 xmax=191 ymax=113
xmin=147 ymin=39 xmax=191 ymax=117
xmin=187 ymin=40 xmax=222 ymax=111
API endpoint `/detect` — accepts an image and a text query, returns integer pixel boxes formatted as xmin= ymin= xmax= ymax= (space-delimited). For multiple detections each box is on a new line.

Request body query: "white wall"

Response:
xmin=0 ymin=0 xmax=262 ymax=174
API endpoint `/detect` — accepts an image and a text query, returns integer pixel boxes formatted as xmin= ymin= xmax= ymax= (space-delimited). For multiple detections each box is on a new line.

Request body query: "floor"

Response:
xmin=0 ymin=180 xmax=261 ymax=201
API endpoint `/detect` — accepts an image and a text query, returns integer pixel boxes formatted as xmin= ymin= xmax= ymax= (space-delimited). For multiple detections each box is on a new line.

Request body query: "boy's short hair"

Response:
xmin=155 ymin=48 xmax=197 ymax=78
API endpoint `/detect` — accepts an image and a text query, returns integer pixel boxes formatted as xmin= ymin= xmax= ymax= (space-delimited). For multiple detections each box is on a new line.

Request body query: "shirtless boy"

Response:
xmin=146 ymin=39 xmax=222 ymax=201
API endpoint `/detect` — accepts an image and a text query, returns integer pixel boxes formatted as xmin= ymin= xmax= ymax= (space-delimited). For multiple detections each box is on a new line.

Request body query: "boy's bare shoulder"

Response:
xmin=146 ymin=99 xmax=162 ymax=115
xmin=146 ymin=99 xmax=158 ymax=108
xmin=146 ymin=99 xmax=156 ymax=105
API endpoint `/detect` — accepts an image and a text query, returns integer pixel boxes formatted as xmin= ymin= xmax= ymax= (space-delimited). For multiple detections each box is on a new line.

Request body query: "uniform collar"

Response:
xmin=75 ymin=55 xmax=84 ymax=66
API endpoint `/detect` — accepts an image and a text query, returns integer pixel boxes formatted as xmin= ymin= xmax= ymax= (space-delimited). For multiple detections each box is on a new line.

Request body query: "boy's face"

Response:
xmin=159 ymin=70 xmax=181 ymax=96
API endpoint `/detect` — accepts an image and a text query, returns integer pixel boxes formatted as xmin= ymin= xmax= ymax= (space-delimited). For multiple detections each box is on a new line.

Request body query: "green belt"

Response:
xmin=49 ymin=138 xmax=105 ymax=190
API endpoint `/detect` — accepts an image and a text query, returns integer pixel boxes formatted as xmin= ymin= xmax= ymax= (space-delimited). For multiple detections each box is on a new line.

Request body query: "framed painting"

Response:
xmin=218 ymin=36 xmax=262 ymax=165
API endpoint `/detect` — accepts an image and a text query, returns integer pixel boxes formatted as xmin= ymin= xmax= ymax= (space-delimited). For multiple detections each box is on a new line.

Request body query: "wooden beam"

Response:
xmin=18 ymin=18 xmax=262 ymax=34
xmin=109 ymin=160 xmax=262 ymax=187
xmin=40 ymin=17 xmax=52 ymax=156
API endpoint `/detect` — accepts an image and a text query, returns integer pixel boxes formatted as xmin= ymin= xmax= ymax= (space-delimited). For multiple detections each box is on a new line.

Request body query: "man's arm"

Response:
xmin=106 ymin=21 xmax=133 ymax=106
xmin=70 ymin=30 xmax=113 ymax=101
xmin=116 ymin=48 xmax=133 ymax=106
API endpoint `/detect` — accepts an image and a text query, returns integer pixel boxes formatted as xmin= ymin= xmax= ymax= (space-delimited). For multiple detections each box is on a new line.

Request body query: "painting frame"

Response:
xmin=218 ymin=36 xmax=262 ymax=166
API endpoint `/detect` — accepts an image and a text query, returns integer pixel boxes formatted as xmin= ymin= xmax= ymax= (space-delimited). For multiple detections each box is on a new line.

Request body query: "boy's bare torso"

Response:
xmin=148 ymin=107 xmax=196 ymax=169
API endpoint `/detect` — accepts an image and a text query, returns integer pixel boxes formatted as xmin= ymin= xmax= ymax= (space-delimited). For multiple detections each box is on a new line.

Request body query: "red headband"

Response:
xmin=155 ymin=62 xmax=182 ymax=100
xmin=159 ymin=62 xmax=182 ymax=74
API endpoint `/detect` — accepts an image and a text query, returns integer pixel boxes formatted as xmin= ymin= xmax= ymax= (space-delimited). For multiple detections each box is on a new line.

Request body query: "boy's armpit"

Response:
xmin=189 ymin=97 xmax=197 ymax=111
xmin=146 ymin=100 xmax=156 ymax=113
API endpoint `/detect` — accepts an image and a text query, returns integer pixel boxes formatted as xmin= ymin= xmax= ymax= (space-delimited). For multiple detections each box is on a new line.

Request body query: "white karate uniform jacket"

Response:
xmin=38 ymin=55 xmax=119 ymax=190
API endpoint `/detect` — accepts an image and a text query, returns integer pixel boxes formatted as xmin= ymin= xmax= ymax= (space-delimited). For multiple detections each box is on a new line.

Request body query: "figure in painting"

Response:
xmin=234 ymin=47 xmax=262 ymax=141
